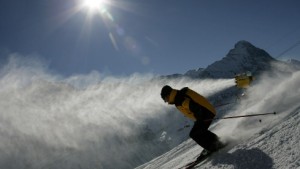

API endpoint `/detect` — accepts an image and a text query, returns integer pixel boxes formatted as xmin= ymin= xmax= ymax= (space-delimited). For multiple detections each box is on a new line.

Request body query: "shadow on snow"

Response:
xmin=211 ymin=148 xmax=274 ymax=169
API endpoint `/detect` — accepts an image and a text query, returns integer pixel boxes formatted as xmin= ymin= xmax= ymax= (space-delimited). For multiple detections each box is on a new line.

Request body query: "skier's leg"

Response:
xmin=189 ymin=120 xmax=219 ymax=151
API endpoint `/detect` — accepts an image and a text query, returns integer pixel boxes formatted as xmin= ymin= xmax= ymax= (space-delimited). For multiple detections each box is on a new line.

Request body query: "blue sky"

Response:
xmin=1 ymin=0 xmax=300 ymax=76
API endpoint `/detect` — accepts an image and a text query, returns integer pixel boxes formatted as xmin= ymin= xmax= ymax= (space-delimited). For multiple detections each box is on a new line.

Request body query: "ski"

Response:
xmin=183 ymin=156 xmax=209 ymax=169
xmin=178 ymin=152 xmax=211 ymax=169
xmin=178 ymin=141 xmax=231 ymax=169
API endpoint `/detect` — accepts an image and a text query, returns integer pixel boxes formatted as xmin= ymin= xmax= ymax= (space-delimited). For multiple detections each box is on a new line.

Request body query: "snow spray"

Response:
xmin=0 ymin=55 xmax=235 ymax=169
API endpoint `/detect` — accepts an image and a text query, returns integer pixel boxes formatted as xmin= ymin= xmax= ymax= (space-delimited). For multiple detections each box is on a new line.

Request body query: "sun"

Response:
xmin=83 ymin=0 xmax=106 ymax=11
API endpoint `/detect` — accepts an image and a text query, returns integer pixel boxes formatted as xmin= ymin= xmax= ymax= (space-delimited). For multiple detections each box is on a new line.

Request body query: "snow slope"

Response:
xmin=137 ymin=109 xmax=299 ymax=169
xmin=137 ymin=70 xmax=300 ymax=169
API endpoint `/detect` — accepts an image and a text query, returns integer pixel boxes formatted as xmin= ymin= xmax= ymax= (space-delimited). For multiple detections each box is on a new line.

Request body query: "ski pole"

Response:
xmin=206 ymin=112 xmax=277 ymax=121
xmin=179 ymin=112 xmax=277 ymax=131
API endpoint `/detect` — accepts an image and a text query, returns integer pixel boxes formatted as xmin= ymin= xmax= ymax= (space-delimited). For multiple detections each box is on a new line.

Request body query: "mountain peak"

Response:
xmin=234 ymin=40 xmax=255 ymax=49
xmin=228 ymin=40 xmax=271 ymax=59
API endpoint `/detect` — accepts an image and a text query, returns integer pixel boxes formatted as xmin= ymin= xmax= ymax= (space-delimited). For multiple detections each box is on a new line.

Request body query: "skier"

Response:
xmin=160 ymin=85 xmax=225 ymax=160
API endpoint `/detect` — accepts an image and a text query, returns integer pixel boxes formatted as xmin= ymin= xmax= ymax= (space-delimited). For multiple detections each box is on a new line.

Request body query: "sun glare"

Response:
xmin=83 ymin=0 xmax=105 ymax=11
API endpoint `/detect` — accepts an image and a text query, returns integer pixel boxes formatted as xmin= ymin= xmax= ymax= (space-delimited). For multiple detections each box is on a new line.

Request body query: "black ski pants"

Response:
xmin=189 ymin=116 xmax=219 ymax=151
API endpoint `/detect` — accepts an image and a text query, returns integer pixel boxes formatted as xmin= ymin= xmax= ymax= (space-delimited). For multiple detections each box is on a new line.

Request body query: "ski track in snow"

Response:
xmin=136 ymin=108 xmax=300 ymax=169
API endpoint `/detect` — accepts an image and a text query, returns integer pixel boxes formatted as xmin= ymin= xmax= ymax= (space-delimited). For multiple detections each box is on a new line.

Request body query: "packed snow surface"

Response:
xmin=137 ymin=110 xmax=300 ymax=169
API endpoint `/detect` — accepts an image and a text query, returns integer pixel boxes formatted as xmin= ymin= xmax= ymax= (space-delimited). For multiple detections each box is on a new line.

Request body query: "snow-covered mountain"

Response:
xmin=183 ymin=40 xmax=300 ymax=79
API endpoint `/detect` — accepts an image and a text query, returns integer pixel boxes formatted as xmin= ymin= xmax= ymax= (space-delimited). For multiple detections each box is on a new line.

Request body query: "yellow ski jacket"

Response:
xmin=168 ymin=87 xmax=216 ymax=121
